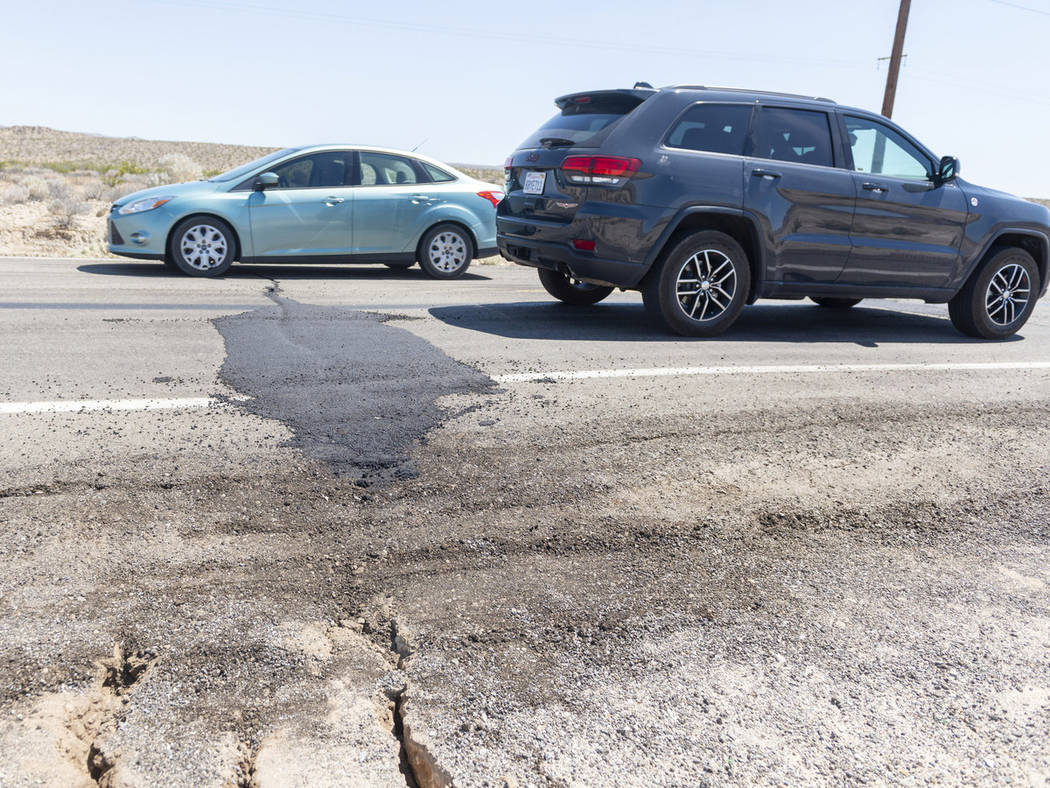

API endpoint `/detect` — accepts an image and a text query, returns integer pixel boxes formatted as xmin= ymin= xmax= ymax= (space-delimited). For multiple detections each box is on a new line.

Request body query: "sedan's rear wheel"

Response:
xmin=537 ymin=269 xmax=614 ymax=305
xmin=168 ymin=217 xmax=235 ymax=277
xmin=810 ymin=297 xmax=862 ymax=309
xmin=642 ymin=230 xmax=750 ymax=336
xmin=948 ymin=246 xmax=1040 ymax=339
xmin=418 ymin=224 xmax=472 ymax=279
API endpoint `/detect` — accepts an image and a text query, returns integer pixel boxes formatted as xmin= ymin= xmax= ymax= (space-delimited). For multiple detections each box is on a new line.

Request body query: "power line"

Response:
xmin=986 ymin=0 xmax=1050 ymax=16
xmin=152 ymin=0 xmax=864 ymax=68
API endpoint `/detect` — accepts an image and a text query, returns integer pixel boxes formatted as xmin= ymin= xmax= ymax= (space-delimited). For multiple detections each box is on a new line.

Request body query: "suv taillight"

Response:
xmin=561 ymin=155 xmax=641 ymax=187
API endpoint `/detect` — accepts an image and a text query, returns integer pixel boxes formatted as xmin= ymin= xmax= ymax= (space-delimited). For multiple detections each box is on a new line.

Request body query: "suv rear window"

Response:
xmin=665 ymin=103 xmax=752 ymax=155
xmin=517 ymin=96 xmax=642 ymax=149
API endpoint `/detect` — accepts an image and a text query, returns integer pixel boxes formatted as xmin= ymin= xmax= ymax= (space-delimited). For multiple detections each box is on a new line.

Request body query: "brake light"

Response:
xmin=477 ymin=190 xmax=505 ymax=208
xmin=561 ymin=155 xmax=641 ymax=186
xmin=504 ymin=156 xmax=513 ymax=171
xmin=572 ymin=239 xmax=596 ymax=251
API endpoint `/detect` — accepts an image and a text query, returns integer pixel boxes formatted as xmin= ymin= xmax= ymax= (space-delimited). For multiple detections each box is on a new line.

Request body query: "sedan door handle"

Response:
xmin=323 ymin=196 xmax=345 ymax=205
xmin=751 ymin=169 xmax=782 ymax=179
xmin=409 ymin=194 xmax=434 ymax=203
xmin=862 ymin=182 xmax=889 ymax=193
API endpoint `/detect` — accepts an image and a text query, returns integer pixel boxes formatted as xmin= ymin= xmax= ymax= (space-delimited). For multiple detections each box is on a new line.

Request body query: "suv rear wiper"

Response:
xmin=540 ymin=137 xmax=576 ymax=148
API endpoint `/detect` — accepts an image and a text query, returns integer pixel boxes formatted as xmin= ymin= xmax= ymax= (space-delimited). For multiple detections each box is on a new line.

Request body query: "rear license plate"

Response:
xmin=523 ymin=171 xmax=546 ymax=195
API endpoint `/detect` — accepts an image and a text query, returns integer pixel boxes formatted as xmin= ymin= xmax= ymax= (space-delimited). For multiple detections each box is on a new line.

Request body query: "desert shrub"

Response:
xmin=158 ymin=153 xmax=202 ymax=183
xmin=79 ymin=179 xmax=104 ymax=200
xmin=48 ymin=195 xmax=89 ymax=229
xmin=21 ymin=175 xmax=50 ymax=200
xmin=47 ymin=179 xmax=70 ymax=199
xmin=102 ymin=161 xmax=151 ymax=186
xmin=0 ymin=183 xmax=30 ymax=205
xmin=103 ymin=183 xmax=140 ymax=202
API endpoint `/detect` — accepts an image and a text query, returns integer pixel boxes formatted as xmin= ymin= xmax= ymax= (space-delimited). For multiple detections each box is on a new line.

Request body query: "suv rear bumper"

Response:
xmin=496 ymin=217 xmax=648 ymax=289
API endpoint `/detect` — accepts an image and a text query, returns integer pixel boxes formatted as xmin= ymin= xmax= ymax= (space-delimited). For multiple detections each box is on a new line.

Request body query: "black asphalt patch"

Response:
xmin=214 ymin=294 xmax=493 ymax=482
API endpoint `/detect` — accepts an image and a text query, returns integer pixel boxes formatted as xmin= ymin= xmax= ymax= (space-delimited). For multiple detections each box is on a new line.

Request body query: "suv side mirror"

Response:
xmin=254 ymin=172 xmax=279 ymax=191
xmin=936 ymin=156 xmax=960 ymax=184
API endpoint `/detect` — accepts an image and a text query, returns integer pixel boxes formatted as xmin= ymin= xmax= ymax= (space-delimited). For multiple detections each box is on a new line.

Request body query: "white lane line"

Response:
xmin=493 ymin=361 xmax=1050 ymax=384
xmin=0 ymin=397 xmax=232 ymax=415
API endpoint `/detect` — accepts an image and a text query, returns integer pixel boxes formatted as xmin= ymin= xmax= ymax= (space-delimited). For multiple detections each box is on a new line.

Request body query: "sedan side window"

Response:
xmin=665 ymin=103 xmax=752 ymax=156
xmin=270 ymin=152 xmax=351 ymax=189
xmin=844 ymin=116 xmax=931 ymax=180
xmin=756 ymin=107 xmax=834 ymax=168
xmin=359 ymin=153 xmax=423 ymax=186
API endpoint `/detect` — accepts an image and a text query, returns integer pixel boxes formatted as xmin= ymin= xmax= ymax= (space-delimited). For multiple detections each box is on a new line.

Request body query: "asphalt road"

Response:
xmin=1 ymin=256 xmax=1048 ymax=787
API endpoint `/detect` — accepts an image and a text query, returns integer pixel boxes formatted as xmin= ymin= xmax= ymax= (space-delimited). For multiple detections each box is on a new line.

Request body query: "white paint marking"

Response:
xmin=493 ymin=361 xmax=1050 ymax=384
xmin=0 ymin=397 xmax=238 ymax=415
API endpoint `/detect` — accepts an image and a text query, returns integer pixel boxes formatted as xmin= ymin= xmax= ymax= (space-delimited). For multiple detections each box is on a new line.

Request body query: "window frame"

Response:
xmin=352 ymin=151 xmax=433 ymax=187
xmin=231 ymin=150 xmax=354 ymax=191
xmin=659 ymin=101 xmax=757 ymax=158
xmin=838 ymin=112 xmax=937 ymax=181
xmin=753 ymin=103 xmax=844 ymax=170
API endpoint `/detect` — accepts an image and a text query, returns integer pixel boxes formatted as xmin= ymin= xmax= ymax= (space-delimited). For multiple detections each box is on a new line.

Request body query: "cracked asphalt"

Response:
xmin=1 ymin=257 xmax=1048 ymax=786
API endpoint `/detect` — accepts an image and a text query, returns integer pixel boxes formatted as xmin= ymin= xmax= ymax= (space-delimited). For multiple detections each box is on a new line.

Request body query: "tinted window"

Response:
xmin=359 ymin=153 xmax=421 ymax=186
xmin=269 ymin=152 xmax=350 ymax=189
xmin=517 ymin=95 xmax=644 ymax=149
xmin=423 ymin=163 xmax=455 ymax=182
xmin=756 ymin=108 xmax=834 ymax=167
xmin=845 ymin=115 xmax=930 ymax=180
xmin=666 ymin=103 xmax=752 ymax=155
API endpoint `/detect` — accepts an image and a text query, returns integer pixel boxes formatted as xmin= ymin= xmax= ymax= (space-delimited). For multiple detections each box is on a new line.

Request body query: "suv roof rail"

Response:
xmin=633 ymin=81 xmax=655 ymax=90
xmin=668 ymin=85 xmax=837 ymax=104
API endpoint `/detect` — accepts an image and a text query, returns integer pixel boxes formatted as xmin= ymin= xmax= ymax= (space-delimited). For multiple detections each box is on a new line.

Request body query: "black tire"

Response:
xmin=948 ymin=246 xmax=1040 ymax=339
xmin=642 ymin=230 xmax=751 ymax=337
xmin=167 ymin=216 xmax=236 ymax=277
xmin=537 ymin=269 xmax=614 ymax=305
xmin=417 ymin=223 xmax=473 ymax=279
xmin=810 ymin=296 xmax=862 ymax=309
xmin=384 ymin=261 xmax=414 ymax=270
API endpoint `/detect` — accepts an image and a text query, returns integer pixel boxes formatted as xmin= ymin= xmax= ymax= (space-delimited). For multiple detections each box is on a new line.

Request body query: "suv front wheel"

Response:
xmin=948 ymin=246 xmax=1040 ymax=339
xmin=642 ymin=230 xmax=751 ymax=337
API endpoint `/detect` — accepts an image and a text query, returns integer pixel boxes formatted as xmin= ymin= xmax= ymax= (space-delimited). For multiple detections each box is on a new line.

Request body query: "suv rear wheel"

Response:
xmin=537 ymin=269 xmax=614 ymax=305
xmin=948 ymin=246 xmax=1040 ymax=339
xmin=642 ymin=230 xmax=751 ymax=337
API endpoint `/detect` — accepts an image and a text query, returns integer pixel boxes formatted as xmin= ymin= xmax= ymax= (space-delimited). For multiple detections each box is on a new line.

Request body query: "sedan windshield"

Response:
xmin=208 ymin=148 xmax=302 ymax=182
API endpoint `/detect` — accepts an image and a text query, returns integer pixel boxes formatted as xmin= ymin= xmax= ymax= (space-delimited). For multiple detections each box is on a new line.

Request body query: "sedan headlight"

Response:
xmin=117 ymin=196 xmax=174 ymax=215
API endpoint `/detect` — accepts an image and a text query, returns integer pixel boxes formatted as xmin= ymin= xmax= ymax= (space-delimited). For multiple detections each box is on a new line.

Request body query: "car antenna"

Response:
xmin=411 ymin=138 xmax=428 ymax=152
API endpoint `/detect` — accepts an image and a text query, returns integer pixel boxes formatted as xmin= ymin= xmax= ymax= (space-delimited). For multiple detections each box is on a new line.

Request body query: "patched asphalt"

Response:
xmin=215 ymin=287 xmax=493 ymax=483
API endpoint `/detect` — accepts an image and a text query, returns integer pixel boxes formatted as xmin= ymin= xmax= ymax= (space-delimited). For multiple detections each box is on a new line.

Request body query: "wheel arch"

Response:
xmin=166 ymin=212 xmax=243 ymax=261
xmin=986 ymin=231 xmax=1048 ymax=295
xmin=643 ymin=207 xmax=765 ymax=303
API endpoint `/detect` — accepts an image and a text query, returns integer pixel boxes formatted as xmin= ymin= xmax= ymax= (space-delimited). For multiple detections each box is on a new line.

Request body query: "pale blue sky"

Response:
xmin=2 ymin=0 xmax=1048 ymax=194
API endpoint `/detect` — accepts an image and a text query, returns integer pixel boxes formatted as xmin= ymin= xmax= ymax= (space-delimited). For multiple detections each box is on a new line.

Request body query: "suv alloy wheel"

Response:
xmin=642 ymin=230 xmax=751 ymax=337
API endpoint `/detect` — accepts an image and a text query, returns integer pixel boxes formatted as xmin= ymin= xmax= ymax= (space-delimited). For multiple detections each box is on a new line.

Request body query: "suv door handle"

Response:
xmin=862 ymin=183 xmax=889 ymax=193
xmin=751 ymin=169 xmax=782 ymax=179
xmin=323 ymin=196 xmax=345 ymax=205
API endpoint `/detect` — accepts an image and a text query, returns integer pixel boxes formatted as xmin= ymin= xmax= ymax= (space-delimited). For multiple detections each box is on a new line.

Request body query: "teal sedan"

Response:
xmin=107 ymin=145 xmax=503 ymax=278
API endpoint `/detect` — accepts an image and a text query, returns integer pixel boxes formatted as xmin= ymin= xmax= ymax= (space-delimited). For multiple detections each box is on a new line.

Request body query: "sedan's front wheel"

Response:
xmin=168 ymin=217 xmax=235 ymax=277
xmin=418 ymin=224 xmax=473 ymax=279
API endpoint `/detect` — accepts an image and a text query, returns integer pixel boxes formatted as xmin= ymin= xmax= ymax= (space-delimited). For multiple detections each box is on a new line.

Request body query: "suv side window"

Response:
xmin=665 ymin=103 xmax=752 ymax=156
xmin=756 ymin=107 xmax=834 ymax=168
xmin=844 ymin=115 xmax=931 ymax=180
xmin=269 ymin=151 xmax=351 ymax=189
xmin=359 ymin=152 xmax=424 ymax=186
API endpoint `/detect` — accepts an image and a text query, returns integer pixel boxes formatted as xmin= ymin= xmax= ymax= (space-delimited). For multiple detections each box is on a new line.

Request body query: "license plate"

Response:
xmin=523 ymin=171 xmax=546 ymax=195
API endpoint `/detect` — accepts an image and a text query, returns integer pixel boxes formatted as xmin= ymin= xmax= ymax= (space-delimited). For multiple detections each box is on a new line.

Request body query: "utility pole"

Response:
xmin=881 ymin=0 xmax=912 ymax=118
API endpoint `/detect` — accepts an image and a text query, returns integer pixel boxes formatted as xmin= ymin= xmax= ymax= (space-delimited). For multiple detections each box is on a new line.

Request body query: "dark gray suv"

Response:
xmin=497 ymin=84 xmax=1050 ymax=339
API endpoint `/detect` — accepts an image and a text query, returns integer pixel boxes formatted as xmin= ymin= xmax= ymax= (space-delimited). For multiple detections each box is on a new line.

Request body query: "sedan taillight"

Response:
xmin=477 ymin=190 xmax=505 ymax=208
xmin=561 ymin=155 xmax=641 ymax=187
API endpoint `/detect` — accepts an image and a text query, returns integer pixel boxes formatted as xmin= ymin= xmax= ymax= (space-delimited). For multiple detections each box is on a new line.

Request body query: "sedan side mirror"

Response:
xmin=254 ymin=172 xmax=279 ymax=191
xmin=936 ymin=156 xmax=960 ymax=184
